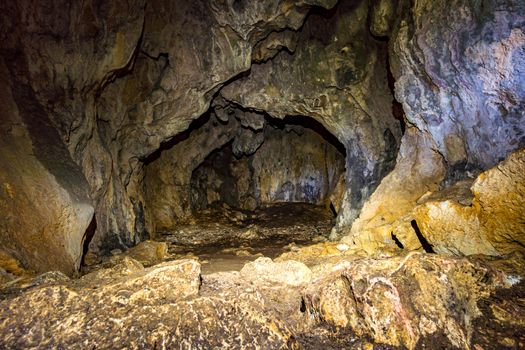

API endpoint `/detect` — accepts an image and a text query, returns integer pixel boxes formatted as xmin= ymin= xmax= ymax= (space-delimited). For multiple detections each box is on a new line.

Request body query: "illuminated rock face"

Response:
xmin=0 ymin=59 xmax=94 ymax=275
xmin=344 ymin=0 xmax=525 ymax=255
xmin=1 ymin=254 xmax=524 ymax=349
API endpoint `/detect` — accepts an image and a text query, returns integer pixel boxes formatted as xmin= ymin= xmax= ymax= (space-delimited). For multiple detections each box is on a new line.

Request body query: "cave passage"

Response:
xmin=144 ymin=108 xmax=346 ymax=272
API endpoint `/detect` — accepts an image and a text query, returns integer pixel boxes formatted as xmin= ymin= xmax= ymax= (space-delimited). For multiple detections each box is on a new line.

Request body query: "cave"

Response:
xmin=141 ymin=107 xmax=347 ymax=267
xmin=0 ymin=0 xmax=524 ymax=348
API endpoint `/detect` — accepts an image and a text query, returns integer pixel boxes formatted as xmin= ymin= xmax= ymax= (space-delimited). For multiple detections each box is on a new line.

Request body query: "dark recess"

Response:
xmin=411 ymin=220 xmax=435 ymax=253
xmin=81 ymin=216 xmax=97 ymax=267
xmin=300 ymin=298 xmax=307 ymax=313
xmin=391 ymin=232 xmax=404 ymax=249
xmin=269 ymin=115 xmax=347 ymax=157
xmin=142 ymin=111 xmax=213 ymax=165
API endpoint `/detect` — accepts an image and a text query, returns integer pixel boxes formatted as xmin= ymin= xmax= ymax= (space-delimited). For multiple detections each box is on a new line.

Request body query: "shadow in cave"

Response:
xmin=411 ymin=220 xmax=435 ymax=253
xmin=144 ymin=109 xmax=348 ymax=274
xmin=142 ymin=110 xmax=214 ymax=166
xmin=80 ymin=216 xmax=97 ymax=267
xmin=268 ymin=115 xmax=347 ymax=157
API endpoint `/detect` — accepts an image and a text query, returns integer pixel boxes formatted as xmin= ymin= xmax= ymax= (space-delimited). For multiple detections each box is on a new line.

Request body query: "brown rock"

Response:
xmin=241 ymin=257 xmax=313 ymax=286
xmin=302 ymin=252 xmax=525 ymax=349
xmin=124 ymin=240 xmax=168 ymax=267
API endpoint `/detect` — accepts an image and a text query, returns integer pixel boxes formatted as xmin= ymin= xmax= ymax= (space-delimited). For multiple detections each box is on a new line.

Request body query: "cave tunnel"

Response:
xmin=1 ymin=0 xmax=524 ymax=347
xmin=142 ymin=105 xmax=347 ymax=270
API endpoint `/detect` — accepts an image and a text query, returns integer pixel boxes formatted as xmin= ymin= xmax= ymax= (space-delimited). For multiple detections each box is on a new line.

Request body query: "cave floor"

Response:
xmin=160 ymin=202 xmax=335 ymax=274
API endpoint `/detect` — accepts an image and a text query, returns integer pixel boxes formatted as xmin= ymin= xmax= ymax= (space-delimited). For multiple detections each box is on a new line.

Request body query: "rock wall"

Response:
xmin=0 ymin=0 xmax=339 ymax=257
xmin=345 ymin=0 xmax=525 ymax=255
xmin=190 ymin=121 xmax=345 ymax=213
xmin=221 ymin=0 xmax=403 ymax=231
xmin=0 ymin=58 xmax=94 ymax=275
xmin=252 ymin=122 xmax=345 ymax=206
xmin=146 ymin=111 xmax=345 ymax=234
xmin=0 ymin=0 xmax=524 ymax=269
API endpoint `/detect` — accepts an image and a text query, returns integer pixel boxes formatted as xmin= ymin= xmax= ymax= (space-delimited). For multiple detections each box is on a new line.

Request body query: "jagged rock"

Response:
xmin=391 ymin=0 xmax=525 ymax=172
xmin=395 ymin=148 xmax=525 ymax=256
xmin=1 ymin=252 xmax=524 ymax=348
xmin=345 ymin=147 xmax=525 ymax=256
xmin=302 ymin=252 xmax=525 ymax=349
xmin=341 ymin=128 xmax=446 ymax=250
xmin=0 ymin=258 xmax=302 ymax=349
xmin=221 ymin=0 xmax=402 ymax=231
xmin=148 ymin=112 xmax=345 ymax=233
xmin=370 ymin=0 xmax=396 ymax=37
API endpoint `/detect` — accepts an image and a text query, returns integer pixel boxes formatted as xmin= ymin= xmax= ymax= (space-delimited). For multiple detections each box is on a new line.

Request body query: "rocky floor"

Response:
xmin=1 ymin=204 xmax=524 ymax=349
xmin=81 ymin=203 xmax=336 ymax=275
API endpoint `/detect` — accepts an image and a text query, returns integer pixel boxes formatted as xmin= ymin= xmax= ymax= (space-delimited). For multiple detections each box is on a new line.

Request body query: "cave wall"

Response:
xmin=144 ymin=113 xmax=240 ymax=234
xmin=190 ymin=122 xmax=346 ymax=214
xmin=252 ymin=123 xmax=345 ymax=206
xmin=0 ymin=0 xmax=339 ymax=264
xmin=0 ymin=57 xmax=94 ymax=275
xmin=344 ymin=0 xmax=525 ymax=255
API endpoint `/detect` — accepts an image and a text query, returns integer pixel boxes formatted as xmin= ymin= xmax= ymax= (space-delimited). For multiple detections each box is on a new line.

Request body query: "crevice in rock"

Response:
xmin=386 ymin=54 xmax=406 ymax=135
xmin=411 ymin=220 xmax=435 ymax=253
xmin=142 ymin=111 xmax=213 ymax=165
xmin=300 ymin=297 xmax=307 ymax=313
xmin=391 ymin=232 xmax=404 ymax=249
xmin=81 ymin=216 xmax=97 ymax=267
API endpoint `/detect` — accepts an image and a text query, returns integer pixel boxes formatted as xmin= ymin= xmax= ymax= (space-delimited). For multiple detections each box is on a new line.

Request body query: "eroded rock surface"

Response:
xmin=0 ymin=58 xmax=94 ymax=275
xmin=345 ymin=146 xmax=525 ymax=257
xmin=1 ymin=252 xmax=524 ymax=349
xmin=221 ymin=0 xmax=402 ymax=230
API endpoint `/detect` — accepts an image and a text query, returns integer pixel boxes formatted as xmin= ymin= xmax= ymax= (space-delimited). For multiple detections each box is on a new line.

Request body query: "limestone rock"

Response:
xmin=370 ymin=0 xmax=397 ymax=37
xmin=346 ymin=146 xmax=525 ymax=257
xmin=302 ymin=252 xmax=525 ymax=349
xmin=0 ymin=258 xmax=302 ymax=349
xmin=221 ymin=0 xmax=402 ymax=231
xmin=124 ymin=240 xmax=168 ymax=267
xmin=241 ymin=257 xmax=313 ymax=286
xmin=148 ymin=112 xmax=345 ymax=233
xmin=341 ymin=128 xmax=446 ymax=250
xmin=0 ymin=58 xmax=94 ymax=275
xmin=401 ymin=148 xmax=525 ymax=256
xmin=390 ymin=0 xmax=525 ymax=174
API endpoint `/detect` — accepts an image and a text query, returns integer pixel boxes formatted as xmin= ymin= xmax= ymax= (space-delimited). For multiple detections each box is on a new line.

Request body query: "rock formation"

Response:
xmin=0 ymin=0 xmax=524 ymax=347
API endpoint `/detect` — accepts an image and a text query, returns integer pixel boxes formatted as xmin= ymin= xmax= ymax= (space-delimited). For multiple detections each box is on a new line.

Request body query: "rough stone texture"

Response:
xmin=302 ymin=252 xmax=525 ymax=349
xmin=241 ymin=257 xmax=313 ymax=286
xmin=0 ymin=258 xmax=300 ymax=349
xmin=123 ymin=240 xmax=168 ymax=267
xmin=1 ymin=252 xmax=524 ymax=349
xmin=221 ymin=0 xmax=403 ymax=232
xmin=145 ymin=110 xmax=345 ymax=234
xmin=391 ymin=0 xmax=525 ymax=173
xmin=0 ymin=58 xmax=94 ymax=275
xmin=345 ymin=0 xmax=525 ymax=250
xmin=252 ymin=122 xmax=345 ymax=206
xmin=370 ymin=0 xmax=397 ymax=37
xmin=342 ymin=128 xmax=446 ymax=250
xmin=144 ymin=113 xmax=240 ymax=233
xmin=0 ymin=0 xmax=339 ymax=256
xmin=91 ymin=0 xmax=338 ymax=251
xmin=346 ymin=145 xmax=525 ymax=256
xmin=396 ymin=148 xmax=525 ymax=256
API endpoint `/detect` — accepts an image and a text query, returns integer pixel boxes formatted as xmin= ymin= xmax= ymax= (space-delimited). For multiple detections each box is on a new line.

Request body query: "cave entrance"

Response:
xmin=144 ymin=107 xmax=346 ymax=273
